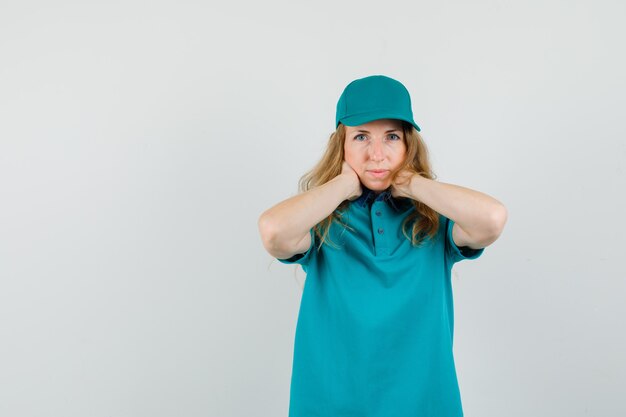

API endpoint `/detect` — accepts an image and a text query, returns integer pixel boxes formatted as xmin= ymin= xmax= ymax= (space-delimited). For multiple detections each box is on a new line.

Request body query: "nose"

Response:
xmin=368 ymin=138 xmax=385 ymax=161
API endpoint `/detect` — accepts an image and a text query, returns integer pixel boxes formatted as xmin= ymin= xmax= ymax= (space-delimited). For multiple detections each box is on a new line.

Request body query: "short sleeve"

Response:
xmin=445 ymin=217 xmax=484 ymax=264
xmin=276 ymin=227 xmax=316 ymax=268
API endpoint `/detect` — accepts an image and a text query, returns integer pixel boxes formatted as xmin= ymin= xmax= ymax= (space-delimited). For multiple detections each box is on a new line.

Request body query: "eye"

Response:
xmin=354 ymin=134 xmax=367 ymax=141
xmin=389 ymin=133 xmax=401 ymax=140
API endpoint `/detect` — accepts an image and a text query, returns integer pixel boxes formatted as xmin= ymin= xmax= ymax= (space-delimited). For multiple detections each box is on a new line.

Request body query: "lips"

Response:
xmin=368 ymin=170 xmax=389 ymax=178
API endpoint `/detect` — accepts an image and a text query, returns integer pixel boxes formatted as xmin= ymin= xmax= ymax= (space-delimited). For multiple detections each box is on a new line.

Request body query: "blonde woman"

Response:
xmin=258 ymin=74 xmax=507 ymax=417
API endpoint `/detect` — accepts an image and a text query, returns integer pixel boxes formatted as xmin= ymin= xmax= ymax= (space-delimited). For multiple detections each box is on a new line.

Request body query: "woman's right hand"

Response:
xmin=340 ymin=160 xmax=363 ymax=201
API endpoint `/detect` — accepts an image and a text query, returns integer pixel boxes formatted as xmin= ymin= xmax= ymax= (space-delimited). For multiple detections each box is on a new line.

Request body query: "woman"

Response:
xmin=258 ymin=75 xmax=507 ymax=417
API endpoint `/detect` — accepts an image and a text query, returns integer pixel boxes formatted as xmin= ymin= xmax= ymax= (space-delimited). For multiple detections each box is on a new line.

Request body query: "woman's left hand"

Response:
xmin=390 ymin=169 xmax=417 ymax=199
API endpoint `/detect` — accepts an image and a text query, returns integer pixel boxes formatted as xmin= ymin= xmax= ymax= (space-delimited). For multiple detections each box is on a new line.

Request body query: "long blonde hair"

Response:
xmin=298 ymin=121 xmax=440 ymax=252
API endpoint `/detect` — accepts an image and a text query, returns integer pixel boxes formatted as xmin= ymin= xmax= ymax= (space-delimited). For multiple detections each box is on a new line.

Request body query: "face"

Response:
xmin=344 ymin=119 xmax=407 ymax=193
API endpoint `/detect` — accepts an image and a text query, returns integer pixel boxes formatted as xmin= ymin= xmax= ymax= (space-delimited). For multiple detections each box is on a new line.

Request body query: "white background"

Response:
xmin=1 ymin=1 xmax=624 ymax=416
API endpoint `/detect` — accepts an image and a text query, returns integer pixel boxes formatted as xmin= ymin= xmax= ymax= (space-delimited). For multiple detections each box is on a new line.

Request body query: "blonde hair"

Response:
xmin=298 ymin=121 xmax=440 ymax=253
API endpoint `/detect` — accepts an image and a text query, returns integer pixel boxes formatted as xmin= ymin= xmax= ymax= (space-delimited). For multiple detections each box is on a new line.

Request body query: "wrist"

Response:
xmin=407 ymin=173 xmax=424 ymax=198
xmin=334 ymin=174 xmax=359 ymax=200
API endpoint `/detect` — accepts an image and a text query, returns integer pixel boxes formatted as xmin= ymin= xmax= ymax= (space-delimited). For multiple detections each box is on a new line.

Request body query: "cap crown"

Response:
xmin=336 ymin=75 xmax=421 ymax=132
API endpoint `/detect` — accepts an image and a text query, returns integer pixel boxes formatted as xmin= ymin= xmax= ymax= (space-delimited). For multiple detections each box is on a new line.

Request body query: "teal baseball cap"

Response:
xmin=336 ymin=75 xmax=421 ymax=132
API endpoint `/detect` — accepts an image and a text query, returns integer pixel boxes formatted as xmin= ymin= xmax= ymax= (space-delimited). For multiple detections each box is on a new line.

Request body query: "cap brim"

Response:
xmin=339 ymin=112 xmax=421 ymax=132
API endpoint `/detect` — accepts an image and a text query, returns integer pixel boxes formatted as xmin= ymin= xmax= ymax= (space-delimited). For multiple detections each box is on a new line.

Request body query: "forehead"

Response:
xmin=345 ymin=118 xmax=403 ymax=133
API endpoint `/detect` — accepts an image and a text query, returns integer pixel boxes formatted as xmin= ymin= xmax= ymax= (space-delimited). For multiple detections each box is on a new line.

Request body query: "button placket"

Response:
xmin=371 ymin=201 xmax=389 ymax=256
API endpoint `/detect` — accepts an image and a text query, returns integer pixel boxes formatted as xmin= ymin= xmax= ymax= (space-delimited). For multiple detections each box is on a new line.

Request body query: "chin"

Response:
xmin=364 ymin=181 xmax=390 ymax=191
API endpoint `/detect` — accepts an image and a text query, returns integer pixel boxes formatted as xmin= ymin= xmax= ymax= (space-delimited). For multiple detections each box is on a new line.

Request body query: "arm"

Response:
xmin=258 ymin=174 xmax=357 ymax=259
xmin=402 ymin=174 xmax=507 ymax=249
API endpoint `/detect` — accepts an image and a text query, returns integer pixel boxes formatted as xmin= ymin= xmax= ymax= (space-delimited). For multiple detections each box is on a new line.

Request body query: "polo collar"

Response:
xmin=354 ymin=185 xmax=412 ymax=212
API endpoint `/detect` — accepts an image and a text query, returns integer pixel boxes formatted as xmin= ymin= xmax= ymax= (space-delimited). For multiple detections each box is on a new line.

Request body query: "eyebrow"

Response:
xmin=353 ymin=129 xmax=400 ymax=134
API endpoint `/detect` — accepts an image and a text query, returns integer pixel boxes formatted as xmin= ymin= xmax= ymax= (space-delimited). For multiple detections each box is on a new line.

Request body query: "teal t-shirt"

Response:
xmin=277 ymin=186 xmax=484 ymax=417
